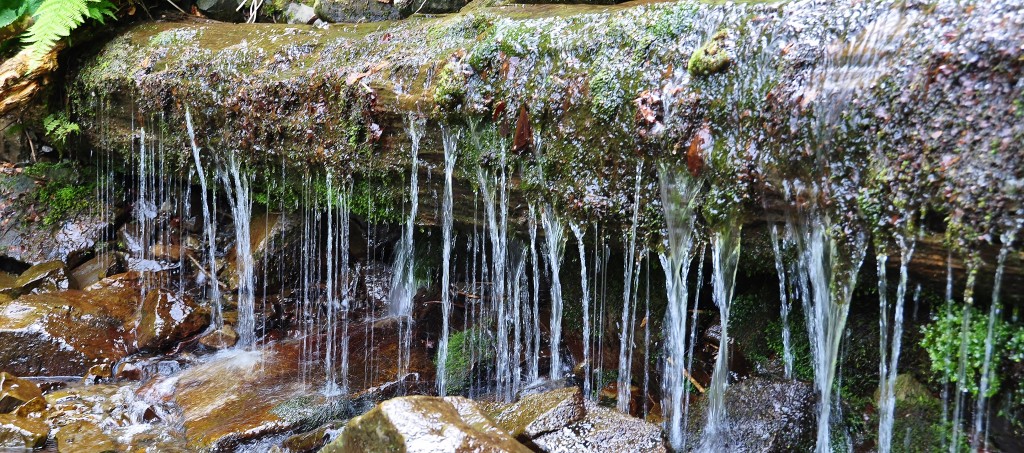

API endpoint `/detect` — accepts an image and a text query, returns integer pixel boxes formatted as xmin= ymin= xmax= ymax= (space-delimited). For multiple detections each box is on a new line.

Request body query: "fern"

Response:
xmin=22 ymin=0 xmax=116 ymax=68
xmin=43 ymin=112 xmax=80 ymax=149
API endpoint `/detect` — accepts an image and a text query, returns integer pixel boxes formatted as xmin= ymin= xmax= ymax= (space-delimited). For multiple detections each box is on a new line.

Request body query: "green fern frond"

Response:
xmin=22 ymin=0 xmax=116 ymax=68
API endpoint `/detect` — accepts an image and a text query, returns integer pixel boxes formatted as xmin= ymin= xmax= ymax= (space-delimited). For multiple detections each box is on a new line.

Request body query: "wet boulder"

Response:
xmin=284 ymin=2 xmax=317 ymax=24
xmin=68 ymin=253 xmax=126 ymax=290
xmin=322 ymin=395 xmax=531 ymax=453
xmin=689 ymin=377 xmax=815 ymax=452
xmin=195 ymin=0 xmax=249 ymax=22
xmin=198 ymin=324 xmax=238 ymax=349
xmin=315 ymin=0 xmax=467 ymax=24
xmin=0 ymin=413 xmax=49 ymax=449
xmin=0 ymin=260 xmax=69 ymax=297
xmin=485 ymin=386 xmax=585 ymax=440
xmin=160 ymin=341 xmax=344 ymax=451
xmin=532 ymin=400 xmax=666 ymax=453
xmin=55 ymin=419 xmax=119 ymax=453
xmin=135 ymin=289 xmax=209 ymax=351
xmin=0 ymin=372 xmax=43 ymax=413
xmin=0 ymin=285 xmax=138 ymax=376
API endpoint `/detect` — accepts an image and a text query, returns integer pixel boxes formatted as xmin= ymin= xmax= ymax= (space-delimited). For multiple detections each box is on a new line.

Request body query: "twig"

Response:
xmin=165 ymin=0 xmax=186 ymax=14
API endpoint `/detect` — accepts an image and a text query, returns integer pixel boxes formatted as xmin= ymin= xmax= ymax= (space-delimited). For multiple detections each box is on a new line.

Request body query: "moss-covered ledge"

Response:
xmin=70 ymin=0 xmax=1023 ymax=299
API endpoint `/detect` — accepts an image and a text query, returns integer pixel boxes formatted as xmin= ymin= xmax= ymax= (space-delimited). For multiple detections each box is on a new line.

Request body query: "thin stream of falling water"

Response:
xmin=617 ymin=162 xmax=644 ymax=413
xmin=785 ymin=182 xmax=867 ymax=453
xmin=511 ymin=248 xmax=527 ymax=395
xmin=337 ymin=182 xmax=352 ymax=394
xmin=541 ymin=205 xmax=567 ymax=380
xmin=701 ymin=223 xmax=742 ymax=450
xmin=951 ymin=256 xmax=979 ymax=452
xmin=389 ymin=116 xmax=422 ymax=384
xmin=683 ymin=243 xmax=707 ymax=449
xmin=478 ymin=162 xmax=511 ymax=401
xmin=570 ymin=222 xmax=592 ymax=398
xmin=658 ymin=164 xmax=702 ymax=451
xmin=527 ymin=203 xmax=541 ymax=383
xmin=221 ymin=154 xmax=255 ymax=349
xmin=770 ymin=224 xmax=794 ymax=379
xmin=940 ymin=251 xmax=954 ymax=451
xmin=972 ymin=230 xmax=1016 ymax=450
xmin=185 ymin=109 xmax=223 ymax=329
xmin=437 ymin=127 xmax=459 ymax=396
xmin=877 ymin=234 xmax=916 ymax=453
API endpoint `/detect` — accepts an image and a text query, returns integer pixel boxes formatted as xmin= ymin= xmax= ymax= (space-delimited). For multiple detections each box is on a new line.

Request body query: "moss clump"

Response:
xmin=589 ymin=70 xmax=622 ymax=118
xmin=24 ymin=160 xmax=97 ymax=226
xmin=437 ymin=327 xmax=494 ymax=393
xmin=433 ymin=60 xmax=468 ymax=111
xmin=688 ymin=30 xmax=731 ymax=77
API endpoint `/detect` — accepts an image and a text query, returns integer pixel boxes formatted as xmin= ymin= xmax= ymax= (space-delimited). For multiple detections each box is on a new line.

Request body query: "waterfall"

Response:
xmin=185 ymin=109 xmax=223 ymax=329
xmin=528 ymin=203 xmax=541 ymax=383
xmin=221 ymin=154 xmax=255 ymax=349
xmin=570 ymin=222 xmax=592 ymax=399
xmin=769 ymin=224 xmax=794 ymax=379
xmin=877 ymin=234 xmax=916 ymax=453
xmin=700 ymin=223 xmax=742 ymax=450
xmin=389 ymin=116 xmax=422 ymax=383
xmin=478 ymin=162 xmax=511 ymax=401
xmin=971 ymin=231 xmax=1016 ymax=450
xmin=510 ymin=248 xmax=528 ymax=396
xmin=437 ymin=127 xmax=459 ymax=396
xmin=541 ymin=205 xmax=566 ymax=380
xmin=617 ymin=161 xmax=644 ymax=413
xmin=658 ymin=164 xmax=702 ymax=451
xmin=337 ymin=182 xmax=352 ymax=395
xmin=785 ymin=194 xmax=867 ymax=453
xmin=951 ymin=256 xmax=979 ymax=452
xmin=323 ymin=174 xmax=351 ymax=396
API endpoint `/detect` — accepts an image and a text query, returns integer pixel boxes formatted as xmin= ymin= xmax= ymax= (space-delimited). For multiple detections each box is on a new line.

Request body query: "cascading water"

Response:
xmin=528 ymin=202 xmax=542 ymax=383
xmin=185 ymin=109 xmax=223 ymax=329
xmin=769 ymin=224 xmax=794 ymax=379
xmin=570 ymin=222 xmax=592 ymax=398
xmin=389 ymin=116 xmax=422 ymax=383
xmin=700 ymin=223 xmax=742 ymax=450
xmin=221 ymin=154 xmax=255 ymax=349
xmin=876 ymin=233 xmax=916 ymax=453
xmin=541 ymin=205 xmax=566 ymax=380
xmin=784 ymin=186 xmax=867 ymax=453
xmin=617 ymin=162 xmax=644 ymax=413
xmin=436 ymin=126 xmax=459 ymax=396
xmin=658 ymin=164 xmax=702 ymax=451
xmin=971 ymin=230 xmax=1017 ymax=450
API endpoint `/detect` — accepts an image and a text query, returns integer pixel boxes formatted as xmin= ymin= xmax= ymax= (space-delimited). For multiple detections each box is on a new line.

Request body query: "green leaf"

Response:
xmin=21 ymin=0 xmax=115 ymax=68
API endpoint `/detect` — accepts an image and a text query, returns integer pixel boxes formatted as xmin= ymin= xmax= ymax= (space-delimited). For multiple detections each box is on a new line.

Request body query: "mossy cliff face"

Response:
xmin=71 ymin=0 xmax=1023 ymax=294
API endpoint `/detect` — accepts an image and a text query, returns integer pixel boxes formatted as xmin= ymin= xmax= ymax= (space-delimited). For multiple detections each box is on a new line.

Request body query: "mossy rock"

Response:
xmin=322 ymin=395 xmax=531 ymax=452
xmin=688 ymin=29 xmax=730 ymax=77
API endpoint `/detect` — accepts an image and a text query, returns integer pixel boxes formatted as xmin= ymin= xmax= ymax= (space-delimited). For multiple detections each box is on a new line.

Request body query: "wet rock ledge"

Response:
xmin=71 ymin=0 xmax=1024 ymax=299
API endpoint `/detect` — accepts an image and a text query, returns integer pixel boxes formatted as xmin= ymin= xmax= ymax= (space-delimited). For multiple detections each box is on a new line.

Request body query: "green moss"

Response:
xmin=25 ymin=160 xmax=98 ymax=226
xmin=589 ymin=69 xmax=621 ymax=118
xmin=437 ymin=327 xmax=494 ymax=393
xmin=433 ymin=60 xmax=468 ymax=111
xmin=688 ymin=30 xmax=731 ymax=77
